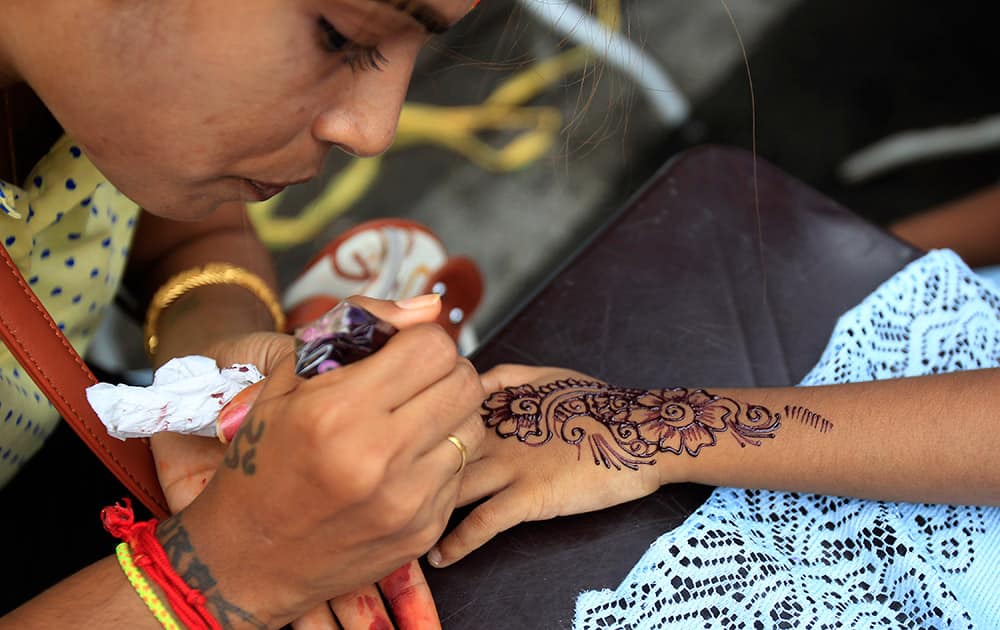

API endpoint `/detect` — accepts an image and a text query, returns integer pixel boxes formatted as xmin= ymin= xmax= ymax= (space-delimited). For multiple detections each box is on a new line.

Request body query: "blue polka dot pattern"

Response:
xmin=0 ymin=133 xmax=140 ymax=487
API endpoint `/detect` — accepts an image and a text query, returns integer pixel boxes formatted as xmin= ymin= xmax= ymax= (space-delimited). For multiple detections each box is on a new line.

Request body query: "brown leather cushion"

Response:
xmin=426 ymin=146 xmax=922 ymax=628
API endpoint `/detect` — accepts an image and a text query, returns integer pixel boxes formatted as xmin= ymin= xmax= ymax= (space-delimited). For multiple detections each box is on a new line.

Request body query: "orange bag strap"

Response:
xmin=0 ymin=243 xmax=169 ymax=518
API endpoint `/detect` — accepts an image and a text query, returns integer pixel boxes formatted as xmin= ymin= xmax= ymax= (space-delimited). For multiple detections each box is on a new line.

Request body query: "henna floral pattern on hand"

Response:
xmin=483 ymin=385 xmax=545 ymax=443
xmin=482 ymin=380 xmax=809 ymax=470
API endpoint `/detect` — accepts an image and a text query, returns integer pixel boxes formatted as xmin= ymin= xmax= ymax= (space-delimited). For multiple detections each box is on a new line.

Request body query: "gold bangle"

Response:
xmin=144 ymin=263 xmax=285 ymax=356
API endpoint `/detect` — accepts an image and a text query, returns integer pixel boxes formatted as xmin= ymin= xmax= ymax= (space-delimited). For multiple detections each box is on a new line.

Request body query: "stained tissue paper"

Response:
xmin=88 ymin=302 xmax=398 ymax=440
xmin=86 ymin=355 xmax=264 ymax=440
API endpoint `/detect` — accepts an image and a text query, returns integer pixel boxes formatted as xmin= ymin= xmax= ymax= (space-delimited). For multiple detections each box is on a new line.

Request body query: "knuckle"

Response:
xmin=465 ymin=504 xmax=497 ymax=537
xmin=334 ymin=456 xmax=386 ymax=502
xmin=455 ymin=359 xmax=484 ymax=398
xmin=414 ymin=323 xmax=459 ymax=366
xmin=376 ymin=482 xmax=427 ymax=532
xmin=379 ymin=496 xmax=420 ymax=534
xmin=395 ymin=488 xmax=426 ymax=522
xmin=416 ymin=521 xmax=446 ymax=555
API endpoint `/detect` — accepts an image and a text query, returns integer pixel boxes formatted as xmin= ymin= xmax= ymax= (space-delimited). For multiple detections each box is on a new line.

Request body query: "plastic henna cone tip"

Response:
xmin=293 ymin=302 xmax=398 ymax=378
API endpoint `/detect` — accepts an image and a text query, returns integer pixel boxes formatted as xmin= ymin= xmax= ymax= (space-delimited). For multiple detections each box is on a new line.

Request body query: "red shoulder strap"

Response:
xmin=0 ymin=244 xmax=169 ymax=518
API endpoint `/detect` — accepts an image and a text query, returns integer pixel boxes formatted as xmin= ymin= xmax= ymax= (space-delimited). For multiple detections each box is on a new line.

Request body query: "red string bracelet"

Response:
xmin=102 ymin=499 xmax=221 ymax=630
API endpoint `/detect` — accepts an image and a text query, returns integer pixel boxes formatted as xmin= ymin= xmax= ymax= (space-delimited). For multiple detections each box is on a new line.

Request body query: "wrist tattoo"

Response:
xmin=482 ymin=380 xmax=832 ymax=470
xmin=157 ymin=515 xmax=266 ymax=630
xmin=224 ymin=414 xmax=265 ymax=476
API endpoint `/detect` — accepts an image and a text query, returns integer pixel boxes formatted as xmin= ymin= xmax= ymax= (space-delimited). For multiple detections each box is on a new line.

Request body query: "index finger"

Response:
xmin=297 ymin=323 xmax=460 ymax=411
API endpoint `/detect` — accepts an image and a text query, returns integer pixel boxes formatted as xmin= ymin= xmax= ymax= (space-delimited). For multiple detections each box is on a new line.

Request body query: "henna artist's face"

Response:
xmin=18 ymin=0 xmax=475 ymax=220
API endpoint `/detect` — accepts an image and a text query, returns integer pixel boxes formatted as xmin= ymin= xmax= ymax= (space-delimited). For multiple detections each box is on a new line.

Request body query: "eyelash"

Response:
xmin=317 ymin=16 xmax=387 ymax=72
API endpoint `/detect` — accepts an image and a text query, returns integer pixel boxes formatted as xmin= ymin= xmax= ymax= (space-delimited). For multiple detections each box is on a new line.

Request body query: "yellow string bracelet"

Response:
xmin=144 ymin=263 xmax=285 ymax=356
xmin=115 ymin=542 xmax=182 ymax=630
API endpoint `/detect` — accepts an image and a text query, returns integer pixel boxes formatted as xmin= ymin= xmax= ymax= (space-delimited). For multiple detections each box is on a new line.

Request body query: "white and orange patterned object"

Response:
xmin=283 ymin=219 xmax=483 ymax=353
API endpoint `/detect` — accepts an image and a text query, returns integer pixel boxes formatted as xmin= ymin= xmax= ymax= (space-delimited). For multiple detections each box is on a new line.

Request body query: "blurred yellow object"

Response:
xmin=249 ymin=0 xmax=618 ymax=250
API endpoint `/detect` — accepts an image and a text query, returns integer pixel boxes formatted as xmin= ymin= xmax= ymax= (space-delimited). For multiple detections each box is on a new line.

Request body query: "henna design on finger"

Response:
xmin=482 ymin=380 xmax=805 ymax=470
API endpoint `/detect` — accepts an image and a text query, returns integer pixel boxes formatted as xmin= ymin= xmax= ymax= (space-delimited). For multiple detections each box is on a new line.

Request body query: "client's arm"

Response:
xmin=430 ymin=364 xmax=1000 ymax=567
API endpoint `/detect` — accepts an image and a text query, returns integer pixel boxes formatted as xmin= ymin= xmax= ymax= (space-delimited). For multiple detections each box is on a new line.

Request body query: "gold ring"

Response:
xmin=447 ymin=435 xmax=468 ymax=475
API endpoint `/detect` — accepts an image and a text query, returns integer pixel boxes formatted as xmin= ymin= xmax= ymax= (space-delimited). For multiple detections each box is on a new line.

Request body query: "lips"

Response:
xmin=244 ymin=179 xmax=289 ymax=202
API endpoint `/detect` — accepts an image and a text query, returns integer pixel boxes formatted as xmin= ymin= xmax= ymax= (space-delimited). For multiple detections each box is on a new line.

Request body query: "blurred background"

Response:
xmin=265 ymin=0 xmax=1000 ymax=343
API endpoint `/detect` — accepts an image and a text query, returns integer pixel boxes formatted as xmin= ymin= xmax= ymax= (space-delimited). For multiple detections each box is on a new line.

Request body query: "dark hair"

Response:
xmin=0 ymin=85 xmax=62 ymax=185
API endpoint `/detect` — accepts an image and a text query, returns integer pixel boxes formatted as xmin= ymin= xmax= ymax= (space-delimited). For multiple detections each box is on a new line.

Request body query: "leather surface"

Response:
xmin=0 ymin=241 xmax=169 ymax=518
xmin=427 ymin=146 xmax=921 ymax=628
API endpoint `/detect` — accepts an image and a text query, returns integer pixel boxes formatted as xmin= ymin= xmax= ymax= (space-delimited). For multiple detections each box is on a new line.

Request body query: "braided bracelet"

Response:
xmin=116 ymin=542 xmax=182 ymax=630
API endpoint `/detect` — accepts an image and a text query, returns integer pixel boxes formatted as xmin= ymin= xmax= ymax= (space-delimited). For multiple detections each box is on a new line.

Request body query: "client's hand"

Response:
xmin=151 ymin=296 xmax=462 ymax=629
xmin=428 ymin=364 xmax=666 ymax=568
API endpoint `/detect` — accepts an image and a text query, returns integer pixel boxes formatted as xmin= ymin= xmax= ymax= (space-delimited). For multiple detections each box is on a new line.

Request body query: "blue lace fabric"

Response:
xmin=574 ymin=250 xmax=1000 ymax=629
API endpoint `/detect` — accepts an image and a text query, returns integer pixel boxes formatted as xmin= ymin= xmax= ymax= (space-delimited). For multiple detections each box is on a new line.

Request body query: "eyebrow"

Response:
xmin=371 ymin=0 xmax=451 ymax=34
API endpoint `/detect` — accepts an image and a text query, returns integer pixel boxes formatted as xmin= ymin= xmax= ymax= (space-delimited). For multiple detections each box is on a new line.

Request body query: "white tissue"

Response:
xmin=86 ymin=355 xmax=265 ymax=440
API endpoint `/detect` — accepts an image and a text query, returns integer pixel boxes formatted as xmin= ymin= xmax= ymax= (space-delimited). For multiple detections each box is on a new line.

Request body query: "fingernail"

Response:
xmin=427 ymin=547 xmax=443 ymax=567
xmin=395 ymin=294 xmax=441 ymax=310
xmin=217 ymin=403 xmax=250 ymax=444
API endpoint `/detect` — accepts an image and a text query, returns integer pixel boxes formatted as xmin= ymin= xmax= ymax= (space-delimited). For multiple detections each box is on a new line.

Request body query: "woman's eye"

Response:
xmin=318 ymin=16 xmax=350 ymax=52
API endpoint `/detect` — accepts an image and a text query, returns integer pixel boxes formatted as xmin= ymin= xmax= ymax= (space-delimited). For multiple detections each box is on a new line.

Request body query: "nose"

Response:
xmin=313 ymin=106 xmax=399 ymax=158
xmin=312 ymin=72 xmax=410 ymax=158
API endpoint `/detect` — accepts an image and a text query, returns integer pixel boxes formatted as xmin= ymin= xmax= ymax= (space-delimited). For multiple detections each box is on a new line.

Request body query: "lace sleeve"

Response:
xmin=575 ymin=250 xmax=1000 ymax=630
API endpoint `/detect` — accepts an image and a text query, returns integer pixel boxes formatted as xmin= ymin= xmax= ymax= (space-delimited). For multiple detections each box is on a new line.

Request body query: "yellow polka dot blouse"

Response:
xmin=0 ymin=134 xmax=140 ymax=488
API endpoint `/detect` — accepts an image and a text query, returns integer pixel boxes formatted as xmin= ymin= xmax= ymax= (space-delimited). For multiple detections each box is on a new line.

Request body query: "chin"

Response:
xmin=140 ymin=195 xmax=228 ymax=221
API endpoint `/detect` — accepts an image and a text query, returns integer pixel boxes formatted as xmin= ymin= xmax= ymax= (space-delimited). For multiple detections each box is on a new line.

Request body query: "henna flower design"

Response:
xmin=482 ymin=379 xmax=805 ymax=471
xmin=481 ymin=385 xmax=548 ymax=444
xmin=631 ymin=388 xmax=733 ymax=456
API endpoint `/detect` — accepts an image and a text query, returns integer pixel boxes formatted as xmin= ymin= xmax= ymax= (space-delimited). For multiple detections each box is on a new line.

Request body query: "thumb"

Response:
xmin=479 ymin=364 xmax=542 ymax=394
xmin=216 ymin=379 xmax=266 ymax=443
xmin=216 ymin=353 xmax=302 ymax=443
xmin=346 ymin=294 xmax=442 ymax=330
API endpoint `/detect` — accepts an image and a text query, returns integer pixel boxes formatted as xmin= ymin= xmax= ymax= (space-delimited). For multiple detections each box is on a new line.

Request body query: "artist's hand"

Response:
xmin=152 ymin=330 xmax=294 ymax=513
xmin=428 ymin=364 xmax=666 ymax=568
xmin=178 ymin=317 xmax=484 ymax=627
xmin=155 ymin=295 xmax=475 ymax=628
